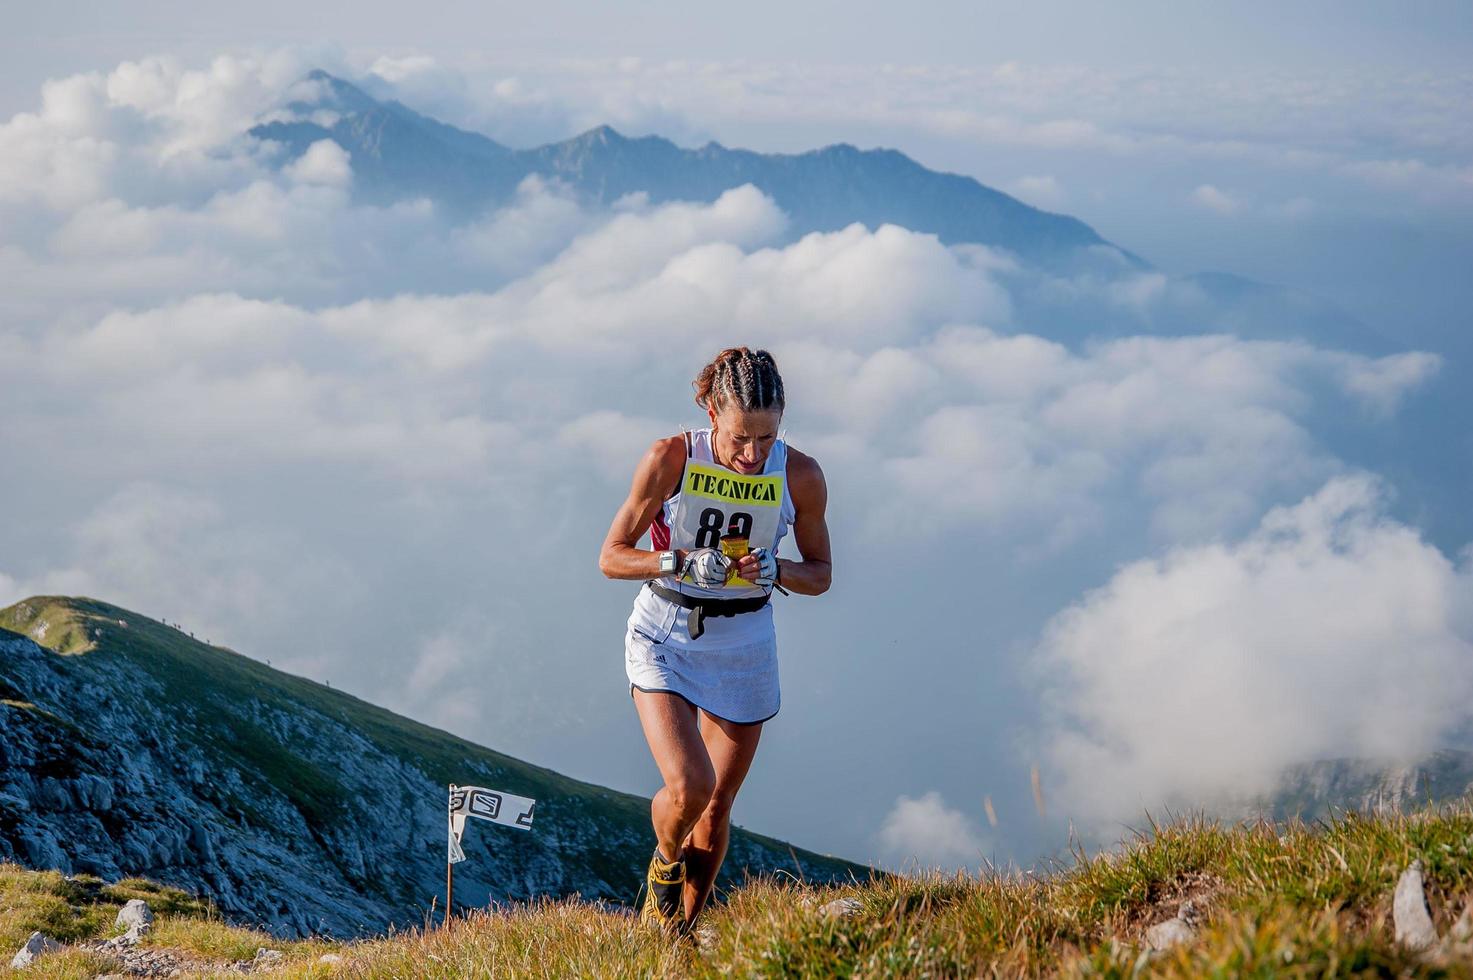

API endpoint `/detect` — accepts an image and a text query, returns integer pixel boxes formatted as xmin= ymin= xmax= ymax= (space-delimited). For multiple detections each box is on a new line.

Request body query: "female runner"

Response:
xmin=598 ymin=346 xmax=832 ymax=934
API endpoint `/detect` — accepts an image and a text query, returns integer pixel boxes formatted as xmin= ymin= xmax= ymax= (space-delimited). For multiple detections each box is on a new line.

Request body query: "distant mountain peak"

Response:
xmin=576 ymin=124 xmax=624 ymax=145
xmin=288 ymin=70 xmax=378 ymax=116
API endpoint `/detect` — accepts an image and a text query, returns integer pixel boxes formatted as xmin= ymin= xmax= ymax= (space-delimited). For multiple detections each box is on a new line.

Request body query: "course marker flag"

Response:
xmin=445 ymin=784 xmax=536 ymax=924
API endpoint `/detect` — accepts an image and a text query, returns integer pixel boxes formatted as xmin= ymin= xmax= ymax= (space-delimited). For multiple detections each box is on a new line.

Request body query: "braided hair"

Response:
xmin=692 ymin=347 xmax=786 ymax=415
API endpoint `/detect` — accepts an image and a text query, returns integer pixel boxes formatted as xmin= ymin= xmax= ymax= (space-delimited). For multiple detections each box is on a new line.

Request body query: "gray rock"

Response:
xmin=186 ymin=817 xmax=215 ymax=864
xmin=19 ymin=829 xmax=68 ymax=873
xmin=10 ymin=931 xmax=64 ymax=968
xmin=319 ymin=952 xmax=344 ymax=964
xmin=1393 ymin=860 xmax=1439 ymax=952
xmin=35 ymin=777 xmax=71 ymax=811
xmin=1144 ymin=916 xmax=1196 ymax=951
xmin=187 ymin=760 xmax=206 ymax=785
xmin=121 ymin=837 xmax=153 ymax=868
xmin=116 ymin=898 xmax=154 ymax=930
xmin=818 ymin=897 xmax=863 ymax=919
xmin=80 ymin=774 xmax=114 ymax=811
xmin=254 ymin=948 xmax=285 ymax=966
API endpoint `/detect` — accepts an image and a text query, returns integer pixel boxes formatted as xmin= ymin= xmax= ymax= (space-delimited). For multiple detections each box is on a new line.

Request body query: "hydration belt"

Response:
xmin=645 ymin=582 xmax=769 ymax=640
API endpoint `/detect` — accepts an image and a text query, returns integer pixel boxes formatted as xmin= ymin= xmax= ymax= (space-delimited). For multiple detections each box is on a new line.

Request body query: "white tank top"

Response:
xmin=649 ymin=428 xmax=796 ymax=601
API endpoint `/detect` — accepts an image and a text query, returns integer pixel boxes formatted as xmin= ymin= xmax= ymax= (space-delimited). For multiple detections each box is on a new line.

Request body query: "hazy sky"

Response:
xmin=6 ymin=0 xmax=1472 ymax=96
xmin=2 ymin=4 xmax=1471 ymax=873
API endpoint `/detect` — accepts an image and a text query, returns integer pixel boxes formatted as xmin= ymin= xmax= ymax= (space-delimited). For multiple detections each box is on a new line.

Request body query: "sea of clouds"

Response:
xmin=1 ymin=53 xmax=1469 ymax=870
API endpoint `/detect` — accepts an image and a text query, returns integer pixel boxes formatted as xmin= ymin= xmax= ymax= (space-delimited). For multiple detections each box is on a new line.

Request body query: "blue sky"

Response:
xmin=7 ymin=0 xmax=1472 ymax=83
xmin=2 ymin=3 xmax=1471 ymax=871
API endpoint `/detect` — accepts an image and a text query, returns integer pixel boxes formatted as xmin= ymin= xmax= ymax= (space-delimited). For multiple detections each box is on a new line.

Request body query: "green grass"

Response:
xmin=0 ymin=599 xmax=97 ymax=656
xmin=6 ymin=803 xmax=1473 ymax=977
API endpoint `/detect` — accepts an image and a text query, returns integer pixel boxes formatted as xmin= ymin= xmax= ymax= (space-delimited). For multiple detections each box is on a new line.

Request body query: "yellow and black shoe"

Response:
xmin=640 ymin=848 xmax=686 ymax=934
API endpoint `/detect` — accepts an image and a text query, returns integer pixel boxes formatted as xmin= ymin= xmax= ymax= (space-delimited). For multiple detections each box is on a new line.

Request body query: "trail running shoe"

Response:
xmin=640 ymin=848 xmax=686 ymax=933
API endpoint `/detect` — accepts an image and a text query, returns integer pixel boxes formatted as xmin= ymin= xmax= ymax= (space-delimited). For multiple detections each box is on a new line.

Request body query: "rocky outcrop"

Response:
xmin=1144 ymin=900 xmax=1199 ymax=952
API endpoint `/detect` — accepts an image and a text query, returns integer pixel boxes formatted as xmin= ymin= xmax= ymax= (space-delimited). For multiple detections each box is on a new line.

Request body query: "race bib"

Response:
xmin=670 ymin=461 xmax=784 ymax=590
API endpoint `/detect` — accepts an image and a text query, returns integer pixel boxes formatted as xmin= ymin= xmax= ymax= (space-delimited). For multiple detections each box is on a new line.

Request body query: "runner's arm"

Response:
xmin=598 ymin=437 xmax=688 ymax=581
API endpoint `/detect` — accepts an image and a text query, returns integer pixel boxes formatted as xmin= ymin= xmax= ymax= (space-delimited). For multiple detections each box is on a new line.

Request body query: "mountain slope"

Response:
xmin=1240 ymin=752 xmax=1473 ymax=823
xmin=0 ymin=596 xmax=864 ymax=939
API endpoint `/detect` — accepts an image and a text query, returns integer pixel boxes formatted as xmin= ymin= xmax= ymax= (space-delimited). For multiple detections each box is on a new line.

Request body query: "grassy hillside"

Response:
xmin=4 ymin=804 xmax=1473 ymax=977
xmin=0 ymin=596 xmax=863 ymax=936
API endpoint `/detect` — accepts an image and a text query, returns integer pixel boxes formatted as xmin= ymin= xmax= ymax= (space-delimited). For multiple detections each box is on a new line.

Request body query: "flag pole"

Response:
xmin=446 ymin=784 xmax=455 ymax=928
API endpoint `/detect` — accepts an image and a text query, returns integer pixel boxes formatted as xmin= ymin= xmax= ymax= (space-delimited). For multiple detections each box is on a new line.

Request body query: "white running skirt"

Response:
xmin=624 ymin=591 xmax=781 ymax=725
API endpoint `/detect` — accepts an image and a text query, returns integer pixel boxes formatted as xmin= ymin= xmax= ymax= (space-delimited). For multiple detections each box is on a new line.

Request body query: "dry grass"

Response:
xmin=0 ymin=863 xmax=320 ymax=980
xmin=335 ymin=805 xmax=1473 ymax=978
xmin=6 ymin=803 xmax=1473 ymax=977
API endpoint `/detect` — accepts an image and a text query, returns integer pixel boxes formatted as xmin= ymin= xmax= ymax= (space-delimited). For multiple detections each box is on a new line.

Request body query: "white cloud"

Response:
xmin=0 ymin=53 xmax=307 ymax=212
xmin=1108 ymin=271 xmax=1168 ymax=312
xmin=1191 ymin=183 xmax=1240 ymax=215
xmin=557 ymin=410 xmax=668 ymax=480
xmin=284 ymin=139 xmax=352 ymax=187
xmin=1037 ymin=475 xmax=1473 ymax=833
xmin=1005 ymin=174 xmax=1065 ymax=210
xmin=1334 ymin=350 xmax=1442 ymax=416
xmin=3 ymin=484 xmax=364 ymax=667
xmin=1338 ymin=158 xmax=1473 ymax=200
xmin=8 ymin=224 xmax=1432 ymax=551
xmin=449 ymin=175 xmax=591 ymax=280
xmin=368 ymin=55 xmax=440 ymax=85
xmin=878 ymin=792 xmax=988 ymax=868
xmin=1273 ymin=196 xmax=1316 ymax=220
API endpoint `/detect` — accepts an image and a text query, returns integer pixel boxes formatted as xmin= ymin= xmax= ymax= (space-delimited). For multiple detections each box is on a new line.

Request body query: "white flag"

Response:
xmin=448 ymin=812 xmax=468 ymax=865
xmin=449 ymin=785 xmax=536 ymax=832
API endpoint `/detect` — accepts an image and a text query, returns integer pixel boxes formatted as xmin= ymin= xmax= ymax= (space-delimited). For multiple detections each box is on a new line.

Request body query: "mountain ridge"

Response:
xmin=253 ymin=71 xmax=1120 ymax=270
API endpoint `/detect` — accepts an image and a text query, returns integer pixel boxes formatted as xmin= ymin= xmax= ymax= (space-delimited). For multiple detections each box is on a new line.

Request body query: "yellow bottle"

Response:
xmin=720 ymin=534 xmax=750 ymax=586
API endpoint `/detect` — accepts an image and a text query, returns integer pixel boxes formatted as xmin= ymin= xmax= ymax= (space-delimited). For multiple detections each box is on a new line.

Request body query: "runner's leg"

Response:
xmin=633 ymin=689 xmax=716 ymax=861
xmin=682 ymin=711 xmax=763 ymax=922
